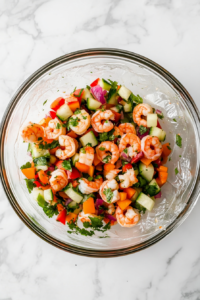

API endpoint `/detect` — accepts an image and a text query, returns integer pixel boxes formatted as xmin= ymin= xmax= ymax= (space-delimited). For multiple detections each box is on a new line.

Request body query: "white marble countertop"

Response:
xmin=0 ymin=0 xmax=200 ymax=299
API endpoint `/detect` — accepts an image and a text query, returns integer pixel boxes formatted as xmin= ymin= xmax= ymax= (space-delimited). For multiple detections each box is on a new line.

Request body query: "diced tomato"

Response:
xmin=90 ymin=78 xmax=100 ymax=87
xmin=49 ymin=111 xmax=57 ymax=119
xmin=67 ymin=167 xmax=81 ymax=179
xmin=157 ymin=120 xmax=162 ymax=129
xmin=51 ymin=97 xmax=65 ymax=111
xmin=55 ymin=160 xmax=66 ymax=171
xmin=122 ymin=163 xmax=132 ymax=173
xmin=56 ymin=209 xmax=66 ymax=225
xmin=73 ymin=89 xmax=84 ymax=103
xmin=153 ymin=159 xmax=162 ymax=167
xmin=33 ymin=181 xmax=42 ymax=187
xmin=111 ymin=109 xmax=121 ymax=123
xmin=131 ymin=152 xmax=144 ymax=164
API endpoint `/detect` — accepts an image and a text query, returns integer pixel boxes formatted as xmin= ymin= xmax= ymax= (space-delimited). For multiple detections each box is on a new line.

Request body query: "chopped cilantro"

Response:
xmin=173 ymin=118 xmax=177 ymax=122
xmin=175 ymin=168 xmax=179 ymax=175
xmin=43 ymin=100 xmax=47 ymax=105
xmin=25 ymin=179 xmax=35 ymax=193
xmin=102 ymin=155 xmax=111 ymax=163
xmin=107 ymin=79 xmax=118 ymax=89
xmin=67 ymin=222 xmax=95 ymax=237
xmin=95 ymin=175 xmax=102 ymax=179
xmin=87 ymin=176 xmax=93 ymax=182
xmin=74 ymin=109 xmax=81 ymax=115
xmin=82 ymin=115 xmax=87 ymax=120
xmin=72 ymin=87 xmax=77 ymax=93
xmin=103 ymin=188 xmax=113 ymax=202
xmin=157 ymin=112 xmax=164 ymax=119
xmin=99 ymin=147 xmax=105 ymax=151
xmin=86 ymin=85 xmax=91 ymax=90
xmin=55 ymin=123 xmax=61 ymax=129
xmin=80 ymin=148 xmax=86 ymax=154
xmin=20 ymin=162 xmax=31 ymax=170
xmin=62 ymin=160 xmax=72 ymax=172
xmin=123 ymin=148 xmax=128 ymax=154
xmin=43 ymin=203 xmax=58 ymax=218
xmin=169 ymin=157 xmax=171 ymax=161
xmin=98 ymin=128 xmax=115 ymax=142
xmin=38 ymin=140 xmax=59 ymax=150
xmin=179 ymin=155 xmax=182 ymax=157
xmin=144 ymin=185 xmax=158 ymax=197
xmin=167 ymin=146 xmax=171 ymax=150
xmin=138 ymin=125 xmax=147 ymax=135
xmin=86 ymin=143 xmax=92 ymax=147
xmin=69 ymin=117 xmax=79 ymax=127
xmin=176 ymin=134 xmax=182 ymax=148
xmin=129 ymin=93 xmax=143 ymax=104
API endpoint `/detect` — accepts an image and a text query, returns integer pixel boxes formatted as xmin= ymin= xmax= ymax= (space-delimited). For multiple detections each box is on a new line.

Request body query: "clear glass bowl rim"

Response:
xmin=1 ymin=48 xmax=200 ymax=257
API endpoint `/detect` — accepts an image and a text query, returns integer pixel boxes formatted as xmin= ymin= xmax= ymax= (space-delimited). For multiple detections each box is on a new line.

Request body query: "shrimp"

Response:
xmin=21 ymin=122 xmax=44 ymax=143
xmin=69 ymin=109 xmax=90 ymax=135
xmin=116 ymin=206 xmax=140 ymax=228
xmin=79 ymin=146 xmax=94 ymax=166
xmin=118 ymin=123 xmax=136 ymax=134
xmin=56 ymin=135 xmax=78 ymax=159
xmin=141 ymin=135 xmax=162 ymax=160
xmin=79 ymin=211 xmax=98 ymax=223
xmin=44 ymin=118 xmax=66 ymax=140
xmin=49 ymin=169 xmax=68 ymax=192
xmin=104 ymin=169 xmax=121 ymax=180
xmin=99 ymin=179 xmax=120 ymax=203
xmin=96 ymin=141 xmax=120 ymax=164
xmin=133 ymin=103 xmax=153 ymax=127
xmin=118 ymin=168 xmax=138 ymax=188
xmin=91 ymin=110 xmax=114 ymax=133
xmin=119 ymin=133 xmax=141 ymax=158
xmin=113 ymin=126 xmax=122 ymax=138
xmin=106 ymin=203 xmax=115 ymax=215
xmin=78 ymin=177 xmax=103 ymax=194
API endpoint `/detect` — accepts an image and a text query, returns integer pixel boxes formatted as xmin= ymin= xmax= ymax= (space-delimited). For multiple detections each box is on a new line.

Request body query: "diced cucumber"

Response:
xmin=63 ymin=187 xmax=83 ymax=203
xmin=56 ymin=104 xmax=73 ymax=121
xmin=68 ymin=200 xmax=78 ymax=208
xmin=136 ymin=192 xmax=155 ymax=211
xmin=149 ymin=127 xmax=166 ymax=141
xmin=123 ymin=101 xmax=132 ymax=112
xmin=131 ymin=187 xmax=142 ymax=201
xmin=36 ymin=165 xmax=48 ymax=171
xmin=118 ymin=86 xmax=132 ymax=101
xmin=79 ymin=131 xmax=98 ymax=147
xmin=33 ymin=156 xmax=48 ymax=171
xmin=28 ymin=143 xmax=33 ymax=153
xmin=107 ymin=88 xmax=118 ymax=105
xmin=31 ymin=145 xmax=50 ymax=160
xmin=72 ymin=153 xmax=80 ymax=166
xmin=82 ymin=88 xmax=92 ymax=100
xmin=99 ymin=79 xmax=111 ymax=91
xmin=147 ymin=179 xmax=161 ymax=196
xmin=32 ymin=188 xmax=44 ymax=202
xmin=139 ymin=162 xmax=154 ymax=183
xmin=111 ymin=104 xmax=123 ymax=113
xmin=147 ymin=114 xmax=158 ymax=127
xmin=87 ymin=97 xmax=102 ymax=110
xmin=44 ymin=189 xmax=54 ymax=202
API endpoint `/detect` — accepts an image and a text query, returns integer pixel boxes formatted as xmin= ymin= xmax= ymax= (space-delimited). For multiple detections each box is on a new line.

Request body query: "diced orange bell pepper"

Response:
xmin=157 ymin=166 xmax=168 ymax=172
xmin=104 ymin=163 xmax=115 ymax=172
xmin=58 ymin=191 xmax=68 ymax=198
xmin=119 ymin=192 xmax=127 ymax=201
xmin=45 ymin=116 xmax=52 ymax=125
xmin=83 ymin=197 xmax=96 ymax=214
xmin=21 ymin=167 xmax=35 ymax=179
xmin=122 ymin=187 xmax=136 ymax=199
xmin=67 ymin=130 xmax=78 ymax=139
xmin=88 ymin=166 xmax=94 ymax=177
xmin=31 ymin=162 xmax=34 ymax=168
xmin=50 ymin=97 xmax=64 ymax=110
xmin=68 ymin=101 xmax=80 ymax=112
xmin=156 ymin=177 xmax=163 ymax=187
xmin=94 ymin=153 xmax=101 ymax=166
xmin=158 ymin=171 xmax=168 ymax=184
xmin=57 ymin=204 xmax=64 ymax=212
xmin=40 ymin=185 xmax=51 ymax=190
xmin=161 ymin=155 xmax=168 ymax=165
xmin=38 ymin=170 xmax=49 ymax=185
xmin=66 ymin=213 xmax=77 ymax=223
xmin=72 ymin=180 xmax=79 ymax=188
xmin=162 ymin=143 xmax=172 ymax=157
xmin=75 ymin=162 xmax=90 ymax=173
xmin=140 ymin=157 xmax=153 ymax=166
xmin=103 ymin=217 xmax=116 ymax=226
xmin=117 ymin=200 xmax=132 ymax=211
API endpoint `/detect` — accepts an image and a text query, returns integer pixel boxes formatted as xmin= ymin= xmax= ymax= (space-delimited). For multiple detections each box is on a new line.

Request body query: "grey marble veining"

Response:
xmin=0 ymin=0 xmax=200 ymax=299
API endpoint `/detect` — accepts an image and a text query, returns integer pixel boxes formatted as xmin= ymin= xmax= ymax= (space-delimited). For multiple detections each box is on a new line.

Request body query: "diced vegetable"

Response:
xmin=67 ymin=167 xmax=81 ymax=180
xmin=83 ymin=197 xmax=95 ymax=214
xmin=67 ymin=130 xmax=78 ymax=139
xmin=72 ymin=153 xmax=80 ymax=166
xmin=90 ymin=85 xmax=106 ymax=104
xmin=119 ymin=192 xmax=127 ymax=201
xmin=66 ymin=212 xmax=77 ymax=223
xmin=82 ymin=88 xmax=92 ymax=100
xmin=162 ymin=143 xmax=172 ymax=157
xmin=150 ymin=127 xmax=166 ymax=142
xmin=131 ymin=187 xmax=142 ymax=201
xmin=44 ymin=189 xmax=54 ymax=202
xmin=107 ymin=88 xmax=118 ymax=105
xmin=147 ymin=114 xmax=158 ymax=127
xmin=146 ymin=179 xmax=161 ymax=196
xmin=139 ymin=162 xmax=154 ymax=182
xmin=50 ymin=155 xmax=57 ymax=164
xmin=99 ymin=79 xmax=111 ymax=91
xmin=88 ymin=166 xmax=94 ymax=177
xmin=158 ymin=171 xmax=168 ymax=185
xmin=122 ymin=163 xmax=132 ymax=173
xmin=56 ymin=104 xmax=73 ymax=121
xmin=75 ymin=162 xmax=90 ymax=173
xmin=79 ymin=131 xmax=98 ymax=147
xmin=87 ymin=97 xmax=102 ymax=110
xmin=31 ymin=144 xmax=50 ymax=160
xmin=110 ymin=109 xmax=121 ymax=122
xmin=31 ymin=187 xmax=44 ymax=202
xmin=33 ymin=157 xmax=48 ymax=171
xmin=104 ymin=163 xmax=115 ymax=172
xmin=157 ymin=166 xmax=168 ymax=172
xmin=90 ymin=78 xmax=100 ymax=87
xmin=63 ymin=186 xmax=83 ymax=203
xmin=140 ymin=157 xmax=153 ymax=166
xmin=122 ymin=188 xmax=136 ymax=199
xmin=123 ymin=101 xmax=132 ymax=113
xmin=68 ymin=100 xmax=80 ymax=112
xmin=38 ymin=170 xmax=49 ymax=185
xmin=131 ymin=152 xmax=144 ymax=164
xmin=50 ymin=97 xmax=65 ymax=111
xmin=21 ymin=167 xmax=35 ymax=179
xmin=93 ymin=153 xmax=101 ymax=166
xmin=56 ymin=209 xmax=66 ymax=225
xmin=117 ymin=199 xmax=131 ymax=210
xmin=118 ymin=86 xmax=132 ymax=101
xmin=136 ymin=192 xmax=155 ymax=211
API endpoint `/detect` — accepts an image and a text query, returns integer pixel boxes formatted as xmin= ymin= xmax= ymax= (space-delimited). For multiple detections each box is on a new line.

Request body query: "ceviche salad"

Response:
xmin=20 ymin=78 xmax=182 ymax=237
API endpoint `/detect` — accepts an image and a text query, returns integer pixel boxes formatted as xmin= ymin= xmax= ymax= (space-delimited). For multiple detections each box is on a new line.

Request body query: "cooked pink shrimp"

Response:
xmin=21 ymin=122 xmax=44 ymax=143
xmin=44 ymin=118 xmax=66 ymax=140
xmin=133 ymin=103 xmax=153 ymax=127
xmin=49 ymin=169 xmax=68 ymax=192
xmin=78 ymin=177 xmax=103 ymax=194
xmin=116 ymin=206 xmax=140 ymax=227
xmin=118 ymin=168 xmax=138 ymax=188
xmin=141 ymin=135 xmax=162 ymax=160
xmin=56 ymin=135 xmax=78 ymax=159
xmin=118 ymin=123 xmax=136 ymax=134
xmin=79 ymin=146 xmax=94 ymax=166
xmin=69 ymin=109 xmax=90 ymax=135
xmin=96 ymin=141 xmax=120 ymax=164
xmin=119 ymin=133 xmax=141 ymax=158
xmin=104 ymin=169 xmax=121 ymax=180
xmin=106 ymin=203 xmax=115 ymax=215
xmin=113 ymin=126 xmax=123 ymax=138
xmin=79 ymin=211 xmax=98 ymax=223
xmin=99 ymin=179 xmax=120 ymax=203
xmin=91 ymin=110 xmax=114 ymax=133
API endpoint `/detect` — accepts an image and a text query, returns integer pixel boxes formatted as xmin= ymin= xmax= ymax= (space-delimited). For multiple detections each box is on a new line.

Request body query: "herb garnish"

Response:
xmin=103 ymin=188 xmax=113 ymax=202
xmin=175 ymin=168 xmax=179 ymax=175
xmin=43 ymin=100 xmax=47 ymax=105
xmin=176 ymin=134 xmax=182 ymax=148
xmin=62 ymin=160 xmax=72 ymax=172
xmin=55 ymin=123 xmax=61 ymax=129
xmin=25 ymin=179 xmax=36 ymax=193
xmin=102 ymin=155 xmax=111 ymax=163
xmin=69 ymin=117 xmax=79 ymax=127
xmin=20 ymin=162 xmax=31 ymax=170
xmin=138 ymin=125 xmax=147 ymax=135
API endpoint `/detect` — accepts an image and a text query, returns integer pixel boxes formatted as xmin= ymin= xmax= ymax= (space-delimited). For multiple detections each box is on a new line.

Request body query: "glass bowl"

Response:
xmin=1 ymin=48 xmax=200 ymax=257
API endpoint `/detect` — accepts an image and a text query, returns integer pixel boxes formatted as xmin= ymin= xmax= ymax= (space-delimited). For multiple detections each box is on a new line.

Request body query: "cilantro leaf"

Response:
xmin=86 ymin=85 xmax=91 ymax=90
xmin=74 ymin=109 xmax=81 ymax=115
xmin=20 ymin=162 xmax=32 ymax=170
xmin=89 ymin=217 xmax=103 ymax=228
xmin=69 ymin=117 xmax=79 ymax=127
xmin=176 ymin=134 xmax=182 ymax=148
xmin=157 ymin=112 xmax=164 ymax=119
xmin=103 ymin=188 xmax=113 ymax=202
xmin=173 ymin=118 xmax=177 ymax=122
xmin=138 ymin=125 xmax=147 ymax=135
xmin=43 ymin=203 xmax=58 ymax=218
xmin=167 ymin=146 xmax=171 ymax=150
xmin=55 ymin=123 xmax=61 ymax=129
xmin=123 ymin=148 xmax=128 ymax=154
xmin=102 ymin=155 xmax=111 ymax=163
xmin=144 ymin=185 xmax=158 ymax=197
xmin=43 ymin=100 xmax=47 ymax=105
xmin=175 ymin=168 xmax=179 ymax=175
xmin=99 ymin=147 xmax=105 ymax=151
xmin=67 ymin=222 xmax=94 ymax=237
xmin=86 ymin=143 xmax=92 ymax=147
xmin=129 ymin=93 xmax=143 ymax=104
xmin=62 ymin=160 xmax=72 ymax=172
xmin=82 ymin=115 xmax=87 ymax=120
xmin=107 ymin=79 xmax=118 ymax=89
xmin=98 ymin=128 xmax=115 ymax=142
xmin=95 ymin=175 xmax=102 ymax=179
xmin=25 ymin=179 xmax=36 ymax=193
xmin=38 ymin=140 xmax=59 ymax=150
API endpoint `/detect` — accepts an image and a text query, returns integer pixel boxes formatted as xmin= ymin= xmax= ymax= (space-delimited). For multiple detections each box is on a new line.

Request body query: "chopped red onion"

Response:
xmin=120 ymin=151 xmax=132 ymax=163
xmin=48 ymin=166 xmax=55 ymax=172
xmin=118 ymin=96 xmax=123 ymax=103
xmin=90 ymin=85 xmax=106 ymax=104
xmin=120 ymin=110 xmax=124 ymax=120
xmin=136 ymin=127 xmax=149 ymax=140
xmin=155 ymin=109 xmax=162 ymax=114
xmin=95 ymin=198 xmax=105 ymax=216
xmin=131 ymin=152 xmax=144 ymax=164
xmin=154 ymin=191 xmax=161 ymax=199
xmin=105 ymin=213 xmax=117 ymax=222
xmin=65 ymin=198 xmax=73 ymax=206
xmin=27 ymin=152 xmax=32 ymax=157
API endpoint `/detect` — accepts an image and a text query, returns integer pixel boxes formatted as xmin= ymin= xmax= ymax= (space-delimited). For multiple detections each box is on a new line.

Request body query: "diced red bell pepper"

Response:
xmin=157 ymin=120 xmax=162 ymax=129
xmin=56 ymin=209 xmax=66 ymax=225
xmin=35 ymin=174 xmax=39 ymax=179
xmin=111 ymin=109 xmax=121 ymax=123
xmin=49 ymin=111 xmax=57 ymax=119
xmin=33 ymin=181 xmax=42 ymax=187
xmin=90 ymin=78 xmax=100 ymax=87
xmin=122 ymin=163 xmax=132 ymax=173
xmin=67 ymin=167 xmax=81 ymax=179
xmin=131 ymin=152 xmax=144 ymax=164
xmin=153 ymin=159 xmax=162 ymax=167
xmin=51 ymin=97 xmax=65 ymax=111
